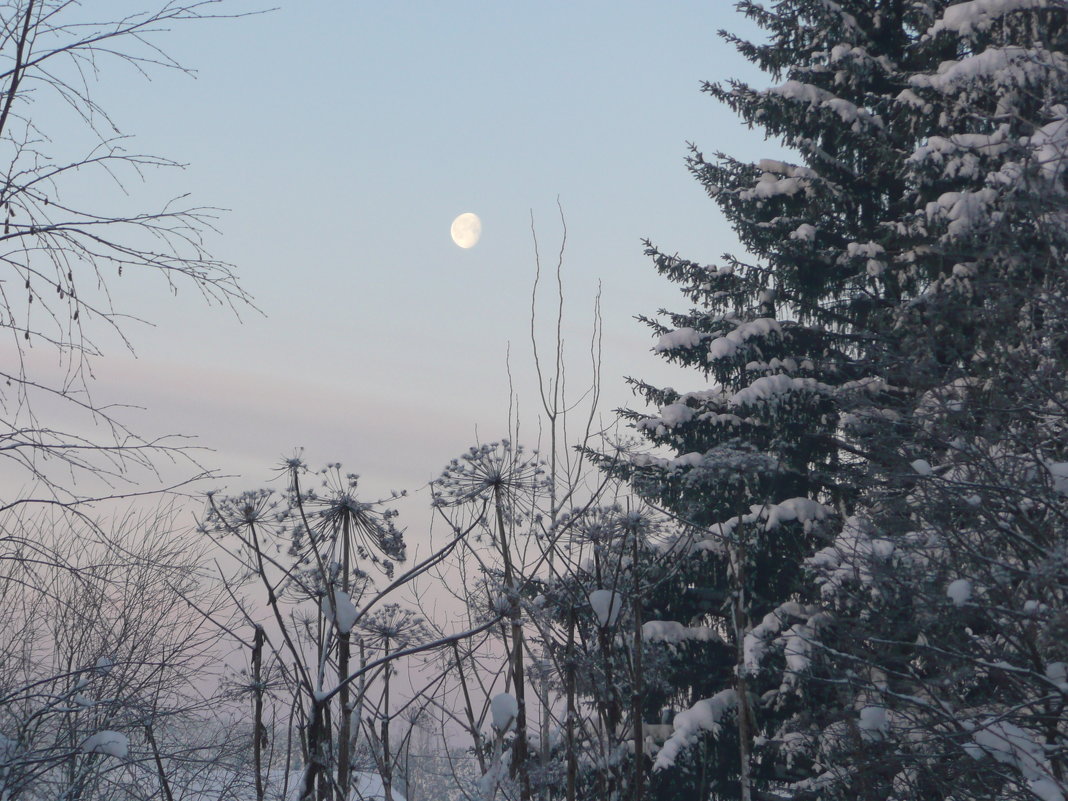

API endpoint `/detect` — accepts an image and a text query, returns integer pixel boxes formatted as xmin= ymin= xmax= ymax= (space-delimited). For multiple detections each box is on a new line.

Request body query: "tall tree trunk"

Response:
xmin=382 ymin=636 xmax=393 ymax=801
xmin=496 ymin=493 xmax=532 ymax=801
xmin=145 ymin=724 xmax=176 ymax=801
xmin=302 ymin=697 xmax=329 ymax=801
xmin=253 ymin=625 xmax=267 ymax=801
xmin=565 ymin=611 xmax=577 ymax=801
xmin=732 ymin=530 xmax=753 ymax=801
xmin=338 ymin=517 xmax=353 ymax=801
xmin=631 ymin=533 xmax=645 ymax=801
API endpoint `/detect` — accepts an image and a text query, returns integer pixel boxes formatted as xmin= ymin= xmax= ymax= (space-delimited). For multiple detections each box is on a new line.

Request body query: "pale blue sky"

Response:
xmin=85 ymin=2 xmax=782 ymax=501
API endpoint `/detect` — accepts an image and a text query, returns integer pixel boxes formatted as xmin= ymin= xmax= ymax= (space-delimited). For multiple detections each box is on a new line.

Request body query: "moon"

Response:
xmin=450 ymin=212 xmax=481 ymax=249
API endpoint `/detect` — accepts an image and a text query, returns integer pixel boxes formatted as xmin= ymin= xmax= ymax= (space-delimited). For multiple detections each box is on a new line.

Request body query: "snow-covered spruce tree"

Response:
xmin=804 ymin=3 xmax=1068 ymax=801
xmin=588 ymin=2 xmax=1016 ymax=799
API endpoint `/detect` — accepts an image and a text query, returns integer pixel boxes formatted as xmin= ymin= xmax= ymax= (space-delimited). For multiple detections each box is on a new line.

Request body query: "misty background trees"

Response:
xmin=2 ymin=1 xmax=1068 ymax=801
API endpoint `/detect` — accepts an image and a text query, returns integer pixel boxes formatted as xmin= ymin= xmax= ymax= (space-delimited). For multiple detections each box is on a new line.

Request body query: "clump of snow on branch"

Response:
xmin=630 ymin=450 xmax=708 ymax=472
xmin=1047 ymin=662 xmax=1068 ymax=692
xmin=765 ymin=82 xmax=882 ymax=131
xmin=947 ymin=578 xmax=973 ymax=606
xmin=589 ymin=589 xmax=623 ymax=627
xmin=479 ymin=753 xmax=510 ymax=800
xmin=1031 ymin=111 xmax=1068 ymax=185
xmin=321 ymin=588 xmax=358 ymax=633
xmin=1047 ymin=461 xmax=1068 ymax=495
xmin=924 ymin=189 xmax=1001 ymax=240
xmin=743 ymin=601 xmax=811 ymax=675
xmin=643 ymin=620 xmax=723 ymax=645
xmin=490 ymin=692 xmax=518 ymax=732
xmin=911 ymin=46 xmax=1066 ymax=95
xmin=730 ymin=375 xmax=829 ymax=408
xmin=761 ymin=498 xmax=829 ymax=531
xmin=654 ymin=690 xmax=736 ymax=770
xmin=808 ymin=516 xmax=897 ymax=598
xmin=965 ymin=719 xmax=1065 ymax=801
xmin=80 ymin=731 xmax=128 ymax=759
xmin=911 ymin=459 xmax=934 ymax=476
xmin=654 ymin=327 xmax=705 ymax=352
xmin=858 ymin=706 xmax=889 ymax=742
xmin=706 ymin=318 xmax=781 ymax=361
xmin=683 ymin=498 xmax=831 ymax=554
xmin=657 ymin=403 xmax=694 ymax=427
xmin=928 ymin=0 xmax=1051 ymax=37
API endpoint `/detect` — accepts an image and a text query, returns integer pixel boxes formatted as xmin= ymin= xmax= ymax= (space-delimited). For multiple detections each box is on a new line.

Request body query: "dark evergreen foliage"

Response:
xmin=600 ymin=2 xmax=1068 ymax=800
